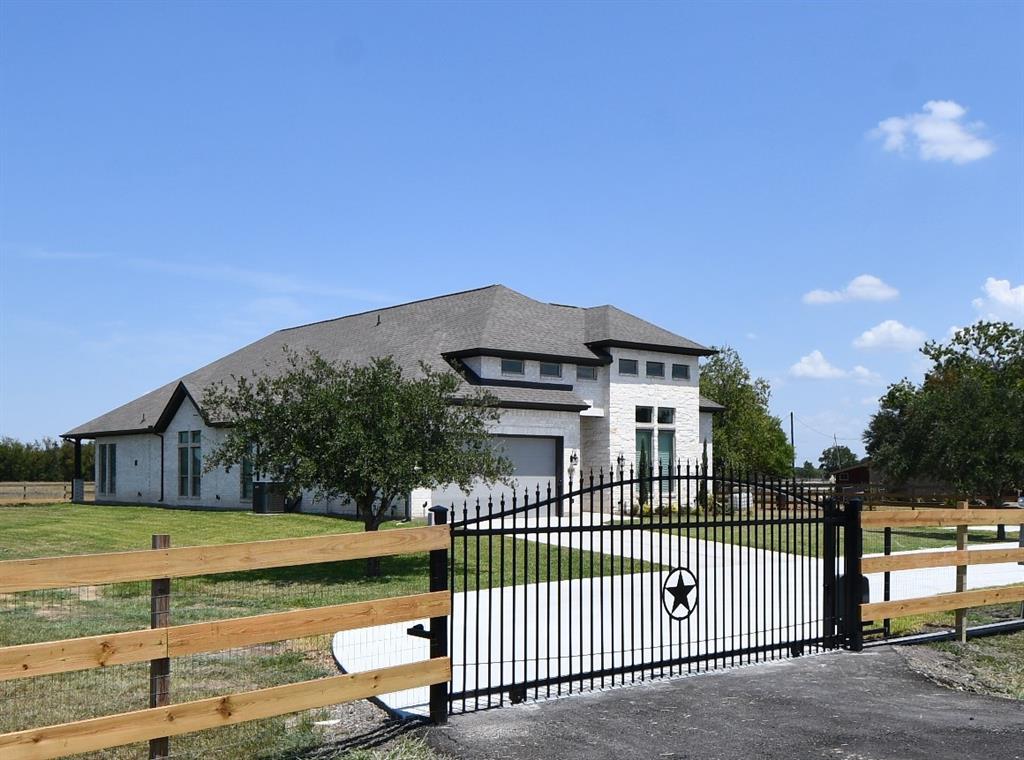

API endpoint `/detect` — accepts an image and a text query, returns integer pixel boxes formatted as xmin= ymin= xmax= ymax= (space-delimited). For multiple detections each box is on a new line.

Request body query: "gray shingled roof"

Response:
xmin=65 ymin=285 xmax=715 ymax=437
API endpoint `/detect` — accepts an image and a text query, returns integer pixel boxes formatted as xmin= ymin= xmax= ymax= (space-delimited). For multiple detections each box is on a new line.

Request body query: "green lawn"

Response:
xmin=0 ymin=503 xmax=656 ymax=759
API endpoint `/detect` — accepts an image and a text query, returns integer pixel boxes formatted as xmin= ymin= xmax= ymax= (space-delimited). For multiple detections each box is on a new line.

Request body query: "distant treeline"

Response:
xmin=0 ymin=437 xmax=95 ymax=481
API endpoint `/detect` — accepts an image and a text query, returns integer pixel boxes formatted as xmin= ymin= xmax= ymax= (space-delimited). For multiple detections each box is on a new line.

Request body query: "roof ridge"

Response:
xmin=277 ymin=283 xmax=503 ymax=333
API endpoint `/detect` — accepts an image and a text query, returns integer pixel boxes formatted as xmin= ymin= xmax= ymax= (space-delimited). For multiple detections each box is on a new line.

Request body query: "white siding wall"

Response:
xmin=606 ymin=348 xmax=702 ymax=470
xmin=94 ymin=434 xmax=159 ymax=503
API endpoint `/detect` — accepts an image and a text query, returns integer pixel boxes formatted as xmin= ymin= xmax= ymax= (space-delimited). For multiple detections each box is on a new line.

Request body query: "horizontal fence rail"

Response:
xmin=863 ymin=547 xmax=1024 ymax=574
xmin=0 ymin=526 xmax=449 ymax=593
xmin=0 ymin=659 xmax=451 ymax=760
xmin=0 ymin=592 xmax=451 ymax=681
xmin=860 ymin=508 xmax=1021 ymax=529
xmin=0 ymin=525 xmax=452 ymax=758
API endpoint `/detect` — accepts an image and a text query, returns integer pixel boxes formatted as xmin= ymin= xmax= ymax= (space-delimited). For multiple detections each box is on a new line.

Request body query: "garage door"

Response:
xmin=432 ymin=435 xmax=559 ymax=519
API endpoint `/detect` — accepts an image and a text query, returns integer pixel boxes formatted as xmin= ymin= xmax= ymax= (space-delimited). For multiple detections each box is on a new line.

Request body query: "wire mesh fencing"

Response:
xmin=0 ymin=549 xmax=433 ymax=759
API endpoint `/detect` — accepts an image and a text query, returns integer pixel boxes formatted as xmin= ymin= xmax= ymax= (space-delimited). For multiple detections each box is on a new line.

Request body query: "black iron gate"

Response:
xmin=444 ymin=465 xmax=859 ymax=714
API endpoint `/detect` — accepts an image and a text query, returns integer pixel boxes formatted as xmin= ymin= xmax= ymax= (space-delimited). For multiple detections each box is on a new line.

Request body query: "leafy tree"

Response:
xmin=0 ymin=437 xmax=94 ymax=481
xmin=638 ymin=439 xmax=650 ymax=507
xmin=865 ymin=322 xmax=1024 ymax=537
xmin=699 ymin=346 xmax=793 ymax=476
xmin=794 ymin=460 xmax=823 ymax=479
xmin=697 ymin=437 xmax=709 ymax=509
xmin=818 ymin=445 xmax=858 ymax=474
xmin=203 ymin=349 xmax=513 ymax=574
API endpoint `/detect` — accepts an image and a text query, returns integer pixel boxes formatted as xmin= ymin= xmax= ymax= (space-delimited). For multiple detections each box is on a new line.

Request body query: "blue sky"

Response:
xmin=1 ymin=1 xmax=1021 ymax=464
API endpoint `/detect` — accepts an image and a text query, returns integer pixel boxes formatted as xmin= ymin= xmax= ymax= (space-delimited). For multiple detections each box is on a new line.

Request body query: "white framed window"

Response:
xmin=646 ymin=361 xmax=665 ymax=378
xmin=240 ymin=454 xmax=254 ymax=500
xmin=619 ymin=358 xmax=638 ymax=376
xmin=539 ymin=361 xmax=562 ymax=378
xmin=657 ymin=430 xmax=675 ymax=471
xmin=658 ymin=407 xmax=675 ymax=425
xmin=501 ymin=358 xmax=525 ymax=375
xmin=178 ymin=430 xmax=201 ymax=498
xmin=576 ymin=365 xmax=597 ymax=381
xmin=97 ymin=443 xmax=116 ymax=495
xmin=635 ymin=406 xmax=653 ymax=424
xmin=672 ymin=363 xmax=690 ymax=380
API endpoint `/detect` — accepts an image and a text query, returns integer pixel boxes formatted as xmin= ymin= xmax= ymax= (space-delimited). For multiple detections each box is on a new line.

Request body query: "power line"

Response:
xmin=792 ymin=414 xmax=862 ymax=442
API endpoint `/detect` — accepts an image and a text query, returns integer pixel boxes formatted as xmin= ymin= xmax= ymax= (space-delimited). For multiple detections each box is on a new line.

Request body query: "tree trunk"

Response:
xmin=364 ymin=517 xmax=383 ymax=577
xmin=991 ymin=496 xmax=1007 ymax=541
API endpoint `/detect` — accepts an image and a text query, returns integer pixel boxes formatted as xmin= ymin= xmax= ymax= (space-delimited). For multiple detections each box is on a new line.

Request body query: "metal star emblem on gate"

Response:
xmin=661 ymin=567 xmax=698 ymax=621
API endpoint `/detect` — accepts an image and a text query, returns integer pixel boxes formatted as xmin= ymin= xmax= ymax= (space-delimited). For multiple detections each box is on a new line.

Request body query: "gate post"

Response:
xmin=427 ymin=506 xmax=450 ymax=724
xmin=822 ymin=498 xmax=838 ymax=647
xmin=842 ymin=499 xmax=864 ymax=652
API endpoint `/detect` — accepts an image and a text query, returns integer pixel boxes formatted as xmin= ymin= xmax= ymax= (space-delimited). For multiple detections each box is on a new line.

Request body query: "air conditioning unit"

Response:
xmin=252 ymin=482 xmax=288 ymax=514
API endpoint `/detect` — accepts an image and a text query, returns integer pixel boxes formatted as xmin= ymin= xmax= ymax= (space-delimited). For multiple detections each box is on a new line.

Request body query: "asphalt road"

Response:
xmin=426 ymin=647 xmax=1023 ymax=760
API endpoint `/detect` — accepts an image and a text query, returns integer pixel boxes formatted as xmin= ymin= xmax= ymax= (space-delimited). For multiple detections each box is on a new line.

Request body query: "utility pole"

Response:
xmin=789 ymin=411 xmax=796 ymax=475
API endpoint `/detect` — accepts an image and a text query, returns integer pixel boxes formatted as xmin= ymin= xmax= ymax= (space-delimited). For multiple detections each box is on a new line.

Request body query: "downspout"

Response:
xmin=155 ymin=432 xmax=164 ymax=502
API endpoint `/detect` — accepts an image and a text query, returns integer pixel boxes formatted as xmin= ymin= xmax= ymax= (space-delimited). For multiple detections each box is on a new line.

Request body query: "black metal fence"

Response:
xmin=445 ymin=464 xmax=851 ymax=713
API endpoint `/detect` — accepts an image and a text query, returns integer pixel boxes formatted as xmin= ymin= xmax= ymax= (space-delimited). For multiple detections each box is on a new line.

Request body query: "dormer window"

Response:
xmin=539 ymin=362 xmax=562 ymax=378
xmin=501 ymin=358 xmax=525 ymax=375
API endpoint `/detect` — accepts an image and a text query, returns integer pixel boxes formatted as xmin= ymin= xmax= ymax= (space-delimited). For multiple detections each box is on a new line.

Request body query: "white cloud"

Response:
xmin=851 ymin=365 xmax=881 ymax=384
xmin=853 ymin=320 xmax=925 ymax=351
xmin=789 ymin=352 xmax=884 ymax=384
xmin=790 ymin=350 xmax=846 ymax=379
xmin=803 ymin=274 xmax=899 ymax=305
xmin=972 ymin=277 xmax=1024 ymax=323
xmin=870 ymin=100 xmax=995 ymax=164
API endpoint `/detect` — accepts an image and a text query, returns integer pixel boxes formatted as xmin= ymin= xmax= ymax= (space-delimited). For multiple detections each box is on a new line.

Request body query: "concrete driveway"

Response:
xmin=426 ymin=646 xmax=1024 ymax=760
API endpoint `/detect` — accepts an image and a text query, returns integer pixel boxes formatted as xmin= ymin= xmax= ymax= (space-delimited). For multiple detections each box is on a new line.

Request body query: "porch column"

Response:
xmin=72 ymin=438 xmax=85 ymax=503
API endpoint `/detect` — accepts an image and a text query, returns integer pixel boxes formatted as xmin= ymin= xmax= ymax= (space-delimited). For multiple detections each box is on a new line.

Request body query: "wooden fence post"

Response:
xmin=955 ymin=501 xmax=968 ymax=643
xmin=150 ymin=535 xmax=171 ymax=759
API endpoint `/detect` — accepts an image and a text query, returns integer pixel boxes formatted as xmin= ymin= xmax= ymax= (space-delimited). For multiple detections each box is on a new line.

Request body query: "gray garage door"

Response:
xmin=433 ymin=435 xmax=558 ymax=519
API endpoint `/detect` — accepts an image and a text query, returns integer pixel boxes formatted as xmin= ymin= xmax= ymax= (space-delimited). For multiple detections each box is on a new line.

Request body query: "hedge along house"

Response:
xmin=62 ymin=285 xmax=722 ymax=518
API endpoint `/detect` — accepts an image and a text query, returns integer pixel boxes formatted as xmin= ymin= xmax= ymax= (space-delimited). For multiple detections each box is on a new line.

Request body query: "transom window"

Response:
xmin=672 ymin=363 xmax=690 ymax=380
xmin=576 ymin=365 xmax=597 ymax=381
xmin=646 ymin=361 xmax=665 ymax=378
xmin=97 ymin=443 xmax=116 ymax=495
xmin=539 ymin=362 xmax=562 ymax=378
xmin=658 ymin=407 xmax=675 ymax=424
xmin=619 ymin=358 xmax=638 ymax=376
xmin=178 ymin=430 xmax=201 ymax=498
xmin=501 ymin=358 xmax=525 ymax=375
xmin=635 ymin=406 xmax=653 ymax=424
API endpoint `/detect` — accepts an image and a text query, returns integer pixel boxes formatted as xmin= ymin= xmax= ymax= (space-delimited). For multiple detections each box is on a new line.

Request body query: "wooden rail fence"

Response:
xmin=0 ymin=482 xmax=95 ymax=505
xmin=0 ymin=525 xmax=452 ymax=760
xmin=859 ymin=502 xmax=1024 ymax=641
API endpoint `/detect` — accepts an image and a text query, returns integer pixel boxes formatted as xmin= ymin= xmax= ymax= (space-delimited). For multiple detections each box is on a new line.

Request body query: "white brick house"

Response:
xmin=64 ymin=285 xmax=722 ymax=518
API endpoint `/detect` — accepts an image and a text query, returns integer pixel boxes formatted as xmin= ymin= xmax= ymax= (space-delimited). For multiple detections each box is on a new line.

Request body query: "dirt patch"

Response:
xmin=294 ymin=699 xmax=433 ymax=759
xmin=899 ymin=634 xmax=1024 ymax=701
